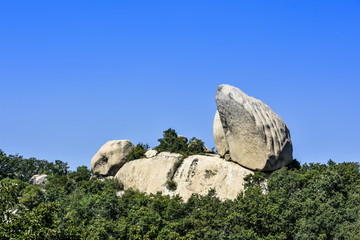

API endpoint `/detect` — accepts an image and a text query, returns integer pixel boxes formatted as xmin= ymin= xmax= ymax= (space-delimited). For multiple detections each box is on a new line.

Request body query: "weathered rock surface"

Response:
xmin=91 ymin=140 xmax=135 ymax=176
xmin=90 ymin=84 xmax=294 ymax=200
xmin=213 ymin=111 xmax=229 ymax=157
xmin=115 ymin=152 xmax=183 ymax=194
xmin=172 ymin=155 xmax=254 ymax=200
xmin=29 ymin=174 xmax=48 ymax=185
xmin=215 ymin=84 xmax=293 ymax=171
xmin=145 ymin=149 xmax=158 ymax=158
xmin=115 ymin=152 xmax=254 ymax=201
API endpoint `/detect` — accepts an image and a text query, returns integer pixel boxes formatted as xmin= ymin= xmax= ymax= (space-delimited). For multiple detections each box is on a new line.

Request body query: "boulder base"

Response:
xmin=115 ymin=152 xmax=254 ymax=201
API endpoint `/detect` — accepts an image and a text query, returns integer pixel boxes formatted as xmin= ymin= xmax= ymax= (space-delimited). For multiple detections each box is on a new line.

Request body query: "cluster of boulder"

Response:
xmin=91 ymin=84 xmax=293 ymax=200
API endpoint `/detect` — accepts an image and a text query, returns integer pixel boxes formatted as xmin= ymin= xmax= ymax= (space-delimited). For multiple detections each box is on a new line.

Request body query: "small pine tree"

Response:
xmin=125 ymin=143 xmax=149 ymax=162
xmin=155 ymin=128 xmax=207 ymax=156
xmin=155 ymin=129 xmax=188 ymax=154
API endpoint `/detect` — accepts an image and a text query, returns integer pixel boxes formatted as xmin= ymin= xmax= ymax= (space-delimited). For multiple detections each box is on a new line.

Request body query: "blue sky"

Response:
xmin=1 ymin=1 xmax=359 ymax=170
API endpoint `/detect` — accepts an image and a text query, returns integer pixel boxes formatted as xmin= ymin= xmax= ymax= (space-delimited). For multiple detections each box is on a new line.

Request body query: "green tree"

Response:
xmin=155 ymin=128 xmax=206 ymax=156
xmin=125 ymin=143 xmax=149 ymax=162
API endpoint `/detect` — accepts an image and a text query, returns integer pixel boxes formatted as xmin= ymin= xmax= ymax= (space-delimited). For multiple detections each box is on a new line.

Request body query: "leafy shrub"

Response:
xmin=155 ymin=129 xmax=206 ymax=156
xmin=166 ymin=180 xmax=177 ymax=191
xmin=125 ymin=143 xmax=149 ymax=162
xmin=187 ymin=137 xmax=206 ymax=155
xmin=155 ymin=129 xmax=188 ymax=154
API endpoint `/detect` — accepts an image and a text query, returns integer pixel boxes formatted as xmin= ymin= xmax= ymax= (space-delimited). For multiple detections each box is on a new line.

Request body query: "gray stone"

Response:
xmin=145 ymin=149 xmax=158 ymax=158
xmin=172 ymin=155 xmax=254 ymax=201
xmin=91 ymin=140 xmax=135 ymax=176
xmin=114 ymin=153 xmax=254 ymax=201
xmin=115 ymin=152 xmax=183 ymax=194
xmin=29 ymin=174 xmax=48 ymax=185
xmin=215 ymin=84 xmax=293 ymax=171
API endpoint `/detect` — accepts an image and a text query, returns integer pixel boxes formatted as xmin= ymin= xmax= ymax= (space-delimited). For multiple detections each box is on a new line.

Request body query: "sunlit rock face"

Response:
xmin=29 ymin=174 xmax=48 ymax=186
xmin=214 ymin=84 xmax=293 ymax=171
xmin=171 ymin=154 xmax=254 ymax=201
xmin=114 ymin=153 xmax=254 ymax=201
xmin=91 ymin=140 xmax=134 ymax=176
xmin=115 ymin=152 xmax=183 ymax=194
xmin=91 ymin=84 xmax=293 ymax=201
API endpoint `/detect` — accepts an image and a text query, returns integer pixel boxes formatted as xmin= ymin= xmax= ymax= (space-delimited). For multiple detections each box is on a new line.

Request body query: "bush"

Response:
xmin=166 ymin=180 xmax=177 ymax=191
xmin=155 ymin=129 xmax=206 ymax=156
xmin=188 ymin=137 xmax=206 ymax=155
xmin=155 ymin=129 xmax=188 ymax=154
xmin=125 ymin=143 xmax=149 ymax=162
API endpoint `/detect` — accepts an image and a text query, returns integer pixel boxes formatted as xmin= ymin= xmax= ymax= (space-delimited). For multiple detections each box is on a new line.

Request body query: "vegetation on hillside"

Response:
xmin=0 ymin=148 xmax=359 ymax=239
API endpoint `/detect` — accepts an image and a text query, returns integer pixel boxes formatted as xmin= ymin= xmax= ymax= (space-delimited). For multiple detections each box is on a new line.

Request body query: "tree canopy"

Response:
xmin=0 ymin=149 xmax=359 ymax=239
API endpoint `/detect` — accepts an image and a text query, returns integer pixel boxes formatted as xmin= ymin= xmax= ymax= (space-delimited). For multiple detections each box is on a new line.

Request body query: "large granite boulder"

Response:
xmin=91 ymin=140 xmax=135 ymax=176
xmin=114 ymin=152 xmax=254 ymax=201
xmin=214 ymin=84 xmax=293 ymax=171
xmin=115 ymin=152 xmax=183 ymax=194
xmin=172 ymin=154 xmax=254 ymax=201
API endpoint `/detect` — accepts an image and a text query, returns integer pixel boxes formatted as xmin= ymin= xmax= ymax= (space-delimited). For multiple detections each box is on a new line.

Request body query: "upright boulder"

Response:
xmin=91 ymin=140 xmax=134 ymax=176
xmin=214 ymin=84 xmax=293 ymax=171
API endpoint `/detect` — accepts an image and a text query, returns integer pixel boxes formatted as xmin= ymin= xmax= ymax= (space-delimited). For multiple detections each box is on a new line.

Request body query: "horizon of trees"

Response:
xmin=0 ymin=148 xmax=359 ymax=239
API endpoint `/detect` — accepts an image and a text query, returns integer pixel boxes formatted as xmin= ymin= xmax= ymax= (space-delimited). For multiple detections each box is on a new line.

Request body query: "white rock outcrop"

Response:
xmin=90 ymin=84 xmax=294 ymax=201
xmin=115 ymin=152 xmax=183 ymax=194
xmin=145 ymin=149 xmax=158 ymax=158
xmin=172 ymin=155 xmax=254 ymax=200
xmin=91 ymin=140 xmax=135 ymax=176
xmin=214 ymin=84 xmax=293 ymax=171
xmin=29 ymin=174 xmax=48 ymax=185
xmin=114 ymin=152 xmax=254 ymax=201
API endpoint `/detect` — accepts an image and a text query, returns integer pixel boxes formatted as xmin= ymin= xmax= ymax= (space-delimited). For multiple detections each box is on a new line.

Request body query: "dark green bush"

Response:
xmin=155 ymin=128 xmax=206 ymax=156
xmin=187 ymin=137 xmax=206 ymax=155
xmin=166 ymin=180 xmax=177 ymax=191
xmin=125 ymin=143 xmax=149 ymax=162
xmin=155 ymin=128 xmax=188 ymax=154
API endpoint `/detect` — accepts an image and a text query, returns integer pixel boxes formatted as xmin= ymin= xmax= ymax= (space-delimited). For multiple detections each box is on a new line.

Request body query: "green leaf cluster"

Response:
xmin=155 ymin=128 xmax=206 ymax=156
xmin=125 ymin=143 xmax=149 ymax=162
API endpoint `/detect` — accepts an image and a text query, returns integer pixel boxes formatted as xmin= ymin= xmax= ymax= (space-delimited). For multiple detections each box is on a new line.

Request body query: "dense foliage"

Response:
xmin=0 ymin=149 xmax=69 ymax=182
xmin=0 ymin=150 xmax=359 ymax=239
xmin=155 ymin=128 xmax=207 ymax=156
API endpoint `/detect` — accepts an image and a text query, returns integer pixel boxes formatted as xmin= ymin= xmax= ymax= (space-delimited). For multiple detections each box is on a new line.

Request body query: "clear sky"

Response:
xmin=1 ymin=1 xmax=359 ymax=170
